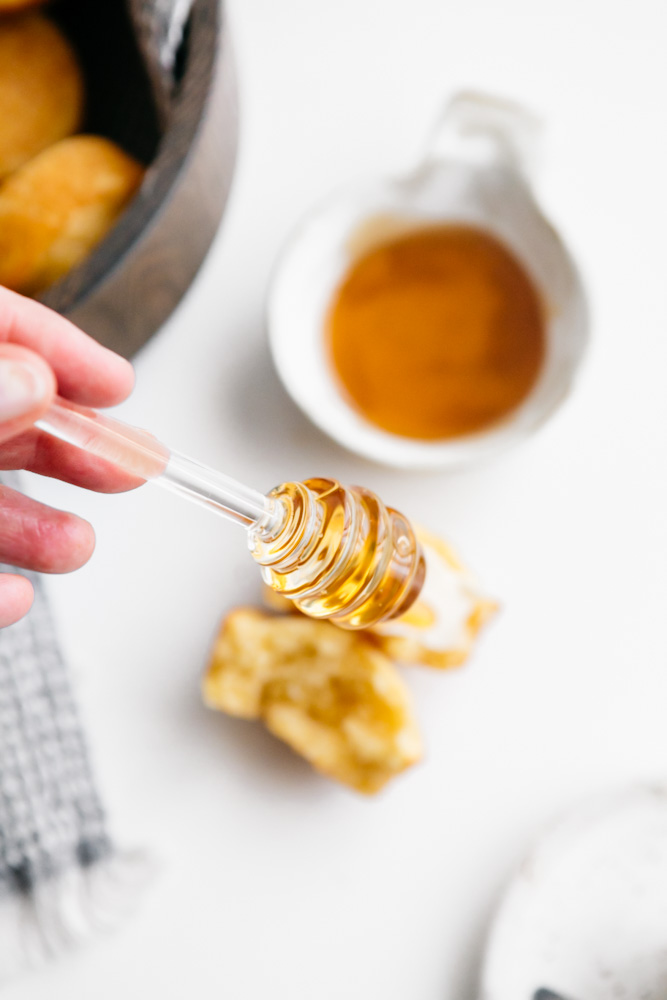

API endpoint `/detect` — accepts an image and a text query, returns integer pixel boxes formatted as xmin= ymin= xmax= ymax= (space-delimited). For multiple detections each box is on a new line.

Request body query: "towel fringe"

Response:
xmin=0 ymin=850 xmax=155 ymax=981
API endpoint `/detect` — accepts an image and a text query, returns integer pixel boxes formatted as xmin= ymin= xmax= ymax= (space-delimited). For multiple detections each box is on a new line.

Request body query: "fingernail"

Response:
xmin=0 ymin=358 xmax=48 ymax=422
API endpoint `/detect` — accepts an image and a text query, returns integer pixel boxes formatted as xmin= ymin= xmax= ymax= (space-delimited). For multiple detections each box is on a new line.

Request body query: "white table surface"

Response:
xmin=8 ymin=0 xmax=667 ymax=997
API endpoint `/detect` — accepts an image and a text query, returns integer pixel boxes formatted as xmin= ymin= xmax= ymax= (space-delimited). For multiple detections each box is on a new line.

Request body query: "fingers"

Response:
xmin=0 ymin=290 xmax=136 ymax=616
xmin=0 ymin=427 xmax=141 ymax=492
xmin=0 ymin=286 xmax=134 ymax=407
xmin=0 ymin=483 xmax=95 ymax=573
xmin=0 ymin=289 xmax=142 ymax=491
xmin=0 ymin=574 xmax=34 ymax=628
xmin=0 ymin=343 xmax=57 ymax=444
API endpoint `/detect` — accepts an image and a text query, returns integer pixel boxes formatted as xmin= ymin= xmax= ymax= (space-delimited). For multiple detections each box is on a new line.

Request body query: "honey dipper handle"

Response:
xmin=36 ymin=396 xmax=276 ymax=530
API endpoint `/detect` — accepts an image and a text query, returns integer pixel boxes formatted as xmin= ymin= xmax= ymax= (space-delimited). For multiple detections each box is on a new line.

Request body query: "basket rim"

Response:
xmin=40 ymin=0 xmax=221 ymax=314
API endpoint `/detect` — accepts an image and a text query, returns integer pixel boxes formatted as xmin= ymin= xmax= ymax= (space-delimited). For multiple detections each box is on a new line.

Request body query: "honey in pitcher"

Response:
xmin=248 ymin=478 xmax=425 ymax=629
xmin=327 ymin=224 xmax=546 ymax=440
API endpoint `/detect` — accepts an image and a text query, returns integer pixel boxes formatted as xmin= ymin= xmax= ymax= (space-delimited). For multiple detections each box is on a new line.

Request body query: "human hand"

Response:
xmin=0 ymin=286 xmax=137 ymax=627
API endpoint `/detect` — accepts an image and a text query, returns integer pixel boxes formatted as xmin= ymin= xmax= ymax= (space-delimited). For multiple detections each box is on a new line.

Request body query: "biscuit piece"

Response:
xmin=369 ymin=527 xmax=497 ymax=668
xmin=0 ymin=135 xmax=144 ymax=295
xmin=0 ymin=13 xmax=83 ymax=178
xmin=203 ymin=609 xmax=422 ymax=794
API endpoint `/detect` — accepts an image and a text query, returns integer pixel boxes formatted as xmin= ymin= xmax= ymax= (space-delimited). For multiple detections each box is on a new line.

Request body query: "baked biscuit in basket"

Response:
xmin=203 ymin=609 xmax=422 ymax=795
xmin=0 ymin=13 xmax=83 ymax=179
xmin=0 ymin=135 xmax=144 ymax=295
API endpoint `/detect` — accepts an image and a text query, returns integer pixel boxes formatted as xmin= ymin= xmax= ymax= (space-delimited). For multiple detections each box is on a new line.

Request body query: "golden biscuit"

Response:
xmin=0 ymin=135 xmax=144 ymax=295
xmin=203 ymin=609 xmax=422 ymax=794
xmin=0 ymin=13 xmax=83 ymax=178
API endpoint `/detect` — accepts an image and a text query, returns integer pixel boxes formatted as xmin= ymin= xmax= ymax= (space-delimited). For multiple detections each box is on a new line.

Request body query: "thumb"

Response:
xmin=0 ymin=343 xmax=56 ymax=445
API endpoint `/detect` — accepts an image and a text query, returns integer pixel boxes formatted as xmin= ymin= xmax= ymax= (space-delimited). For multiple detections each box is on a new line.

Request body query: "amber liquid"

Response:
xmin=248 ymin=478 xmax=425 ymax=629
xmin=328 ymin=224 xmax=546 ymax=440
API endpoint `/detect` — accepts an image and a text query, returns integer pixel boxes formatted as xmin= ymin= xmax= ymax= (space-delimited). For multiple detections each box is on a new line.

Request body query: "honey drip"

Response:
xmin=328 ymin=224 xmax=546 ymax=440
xmin=248 ymin=478 xmax=425 ymax=629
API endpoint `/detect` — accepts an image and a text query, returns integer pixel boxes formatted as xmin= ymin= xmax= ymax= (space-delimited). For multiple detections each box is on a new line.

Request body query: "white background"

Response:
xmin=7 ymin=0 xmax=667 ymax=997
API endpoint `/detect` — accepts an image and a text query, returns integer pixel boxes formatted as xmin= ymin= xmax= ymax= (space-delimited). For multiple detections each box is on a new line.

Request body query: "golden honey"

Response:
xmin=248 ymin=478 xmax=425 ymax=629
xmin=327 ymin=224 xmax=546 ymax=440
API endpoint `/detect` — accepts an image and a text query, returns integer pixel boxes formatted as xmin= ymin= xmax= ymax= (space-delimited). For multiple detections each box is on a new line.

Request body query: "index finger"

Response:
xmin=0 ymin=286 xmax=135 ymax=407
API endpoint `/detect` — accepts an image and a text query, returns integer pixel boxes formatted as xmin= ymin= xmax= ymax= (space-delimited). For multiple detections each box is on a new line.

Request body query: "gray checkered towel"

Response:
xmin=0 ymin=551 xmax=151 ymax=978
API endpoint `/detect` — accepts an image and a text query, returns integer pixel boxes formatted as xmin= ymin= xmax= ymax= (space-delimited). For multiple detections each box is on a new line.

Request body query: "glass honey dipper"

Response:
xmin=37 ymin=397 xmax=425 ymax=629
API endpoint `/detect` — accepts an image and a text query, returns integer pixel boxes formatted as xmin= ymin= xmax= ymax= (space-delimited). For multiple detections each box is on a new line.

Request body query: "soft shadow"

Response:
xmin=180 ymin=682 xmax=336 ymax=801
